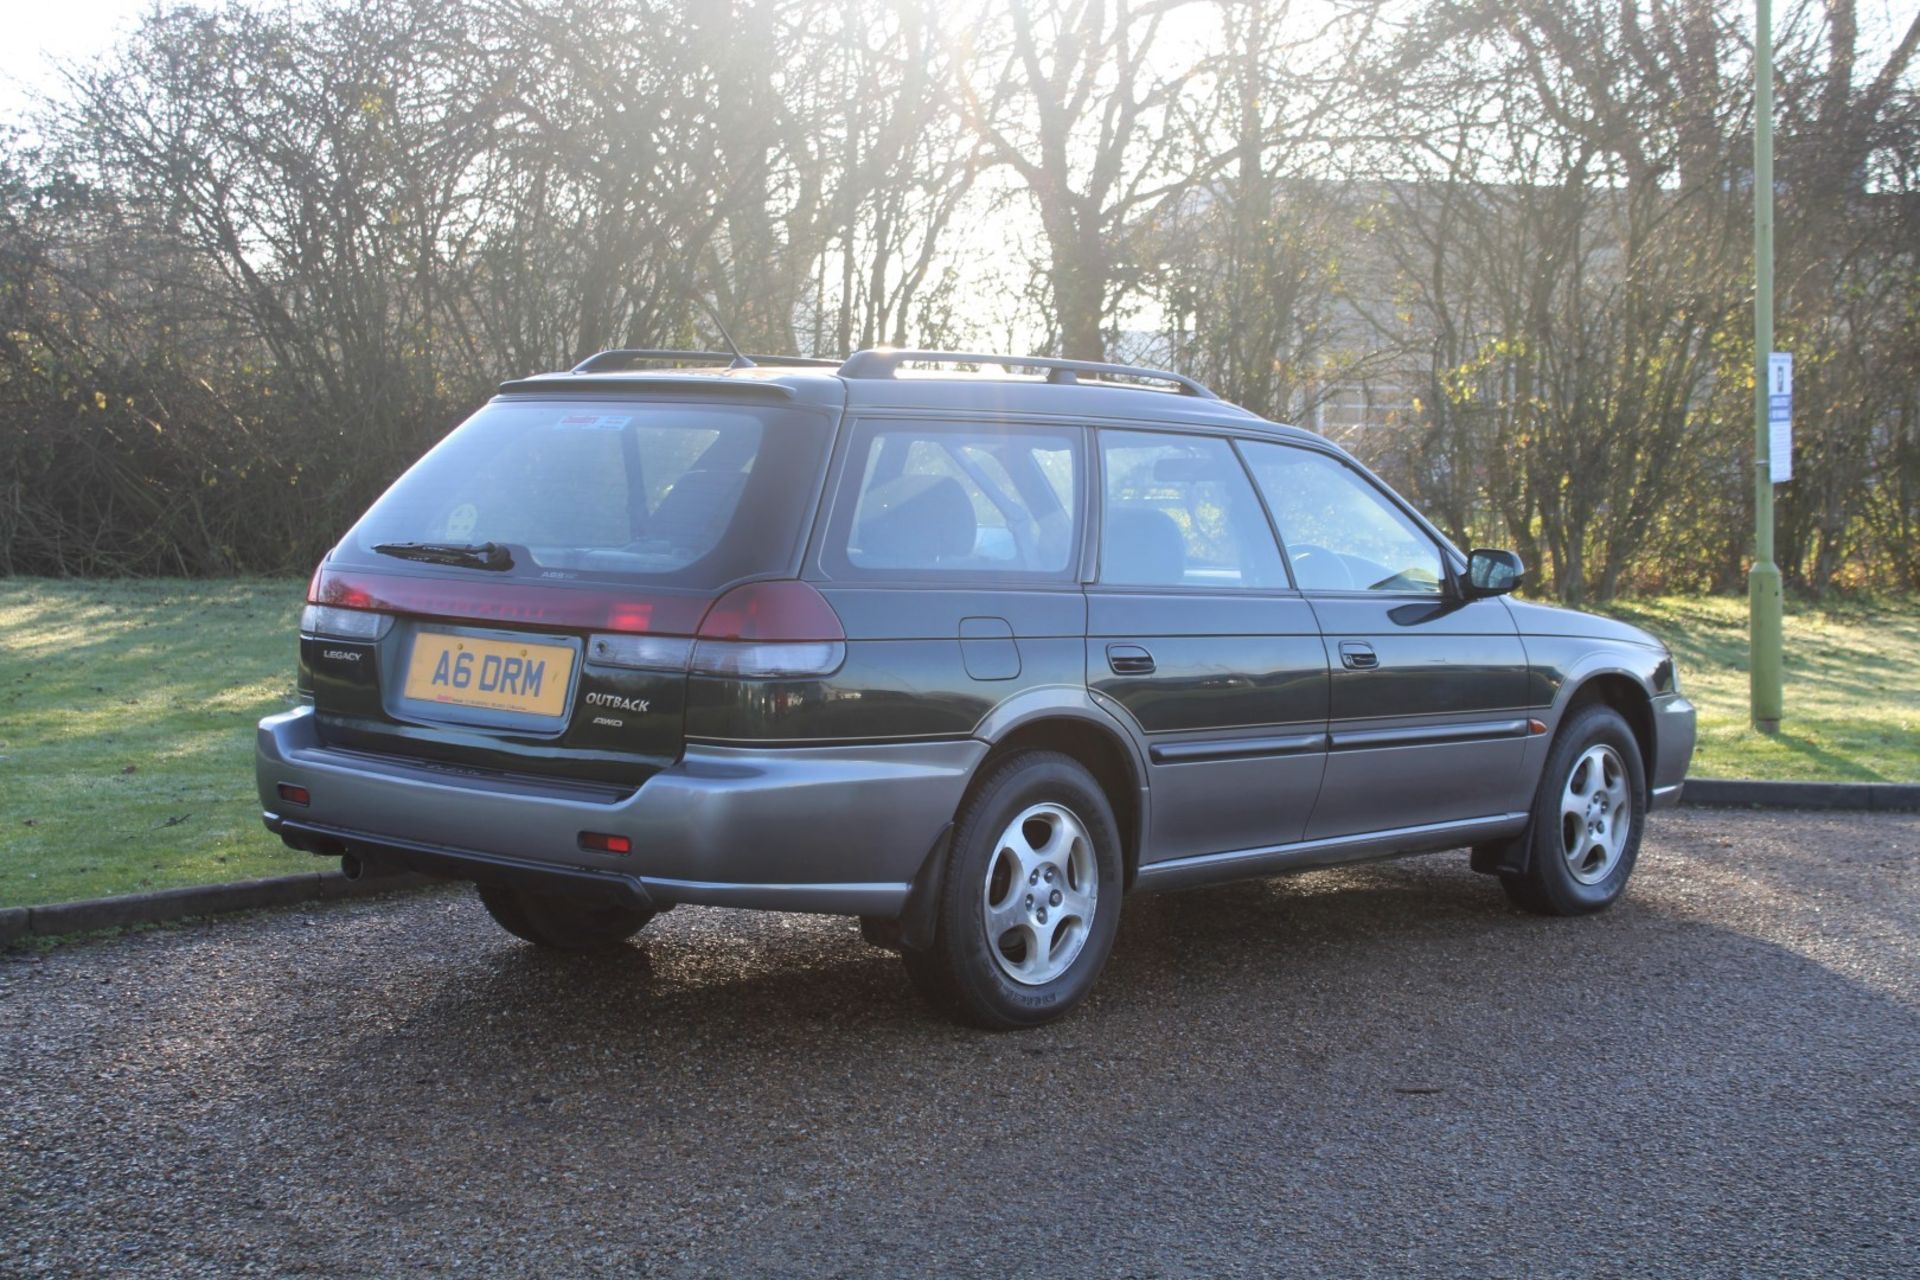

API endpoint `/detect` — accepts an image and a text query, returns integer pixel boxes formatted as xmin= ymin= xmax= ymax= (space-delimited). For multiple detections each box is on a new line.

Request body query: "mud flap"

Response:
xmin=1470 ymin=826 xmax=1532 ymax=877
xmin=896 ymin=823 xmax=954 ymax=952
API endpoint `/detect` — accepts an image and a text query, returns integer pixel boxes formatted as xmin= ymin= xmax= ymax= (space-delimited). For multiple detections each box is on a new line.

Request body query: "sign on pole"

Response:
xmin=1768 ymin=352 xmax=1792 ymax=484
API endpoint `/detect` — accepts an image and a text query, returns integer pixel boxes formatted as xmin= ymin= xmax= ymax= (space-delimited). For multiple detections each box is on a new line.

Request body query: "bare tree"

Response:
xmin=1358 ymin=0 xmax=1750 ymax=601
xmin=1769 ymin=0 xmax=1920 ymax=591
xmin=2 ymin=0 xmax=1916 ymax=590
xmin=955 ymin=0 xmax=1213 ymax=359
xmin=1140 ymin=0 xmax=1385 ymax=421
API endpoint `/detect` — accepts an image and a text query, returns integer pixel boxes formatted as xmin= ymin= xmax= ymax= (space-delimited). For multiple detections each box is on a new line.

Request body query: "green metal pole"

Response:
xmin=1749 ymin=0 xmax=1783 ymax=732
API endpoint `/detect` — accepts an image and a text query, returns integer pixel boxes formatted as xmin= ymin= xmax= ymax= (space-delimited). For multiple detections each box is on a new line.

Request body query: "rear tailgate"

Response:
xmin=295 ymin=389 xmax=839 ymax=787
xmin=301 ymin=574 xmax=710 ymax=788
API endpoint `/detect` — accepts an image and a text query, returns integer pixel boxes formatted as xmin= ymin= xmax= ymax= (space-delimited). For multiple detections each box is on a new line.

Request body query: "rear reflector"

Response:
xmin=579 ymin=831 xmax=632 ymax=855
xmin=277 ymin=784 xmax=311 ymax=806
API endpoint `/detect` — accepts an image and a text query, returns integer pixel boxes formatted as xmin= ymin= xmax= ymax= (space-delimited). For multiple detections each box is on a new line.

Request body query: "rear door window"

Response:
xmin=822 ymin=420 xmax=1083 ymax=579
xmin=1097 ymin=431 xmax=1288 ymax=590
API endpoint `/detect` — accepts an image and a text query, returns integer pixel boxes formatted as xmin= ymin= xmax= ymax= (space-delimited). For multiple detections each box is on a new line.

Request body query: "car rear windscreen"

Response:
xmin=336 ymin=398 xmax=833 ymax=588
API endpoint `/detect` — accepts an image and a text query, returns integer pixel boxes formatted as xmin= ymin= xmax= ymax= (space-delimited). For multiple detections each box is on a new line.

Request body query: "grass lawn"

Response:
xmin=1599 ymin=595 xmax=1920 ymax=785
xmin=1 ymin=579 xmax=313 ymax=909
xmin=1 ymin=579 xmax=1915 ymax=910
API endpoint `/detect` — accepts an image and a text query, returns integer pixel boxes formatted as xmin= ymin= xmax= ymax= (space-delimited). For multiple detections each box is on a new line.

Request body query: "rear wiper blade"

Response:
xmin=371 ymin=541 xmax=514 ymax=571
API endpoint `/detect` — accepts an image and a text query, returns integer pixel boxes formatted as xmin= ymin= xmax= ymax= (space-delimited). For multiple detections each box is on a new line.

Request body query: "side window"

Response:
xmin=1240 ymin=441 xmax=1446 ymax=594
xmin=831 ymin=421 xmax=1080 ymax=576
xmin=1098 ymin=431 xmax=1287 ymax=590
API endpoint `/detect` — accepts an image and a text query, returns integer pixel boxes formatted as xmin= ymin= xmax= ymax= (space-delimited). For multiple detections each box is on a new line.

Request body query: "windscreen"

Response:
xmin=337 ymin=398 xmax=832 ymax=588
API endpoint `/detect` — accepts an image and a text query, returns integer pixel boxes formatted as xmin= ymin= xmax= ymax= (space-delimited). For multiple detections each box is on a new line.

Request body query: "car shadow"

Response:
xmin=316 ymin=843 xmax=1907 ymax=1081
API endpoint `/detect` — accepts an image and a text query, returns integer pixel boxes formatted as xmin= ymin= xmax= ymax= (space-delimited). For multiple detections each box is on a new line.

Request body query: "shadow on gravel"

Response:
xmin=357 ymin=851 xmax=1857 ymax=1057
xmin=391 ymin=857 xmax=1516 ymax=1050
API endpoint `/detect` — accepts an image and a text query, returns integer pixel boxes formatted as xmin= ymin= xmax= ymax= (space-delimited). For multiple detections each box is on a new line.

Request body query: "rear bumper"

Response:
xmin=1648 ymin=692 xmax=1696 ymax=811
xmin=256 ymin=706 xmax=985 ymax=915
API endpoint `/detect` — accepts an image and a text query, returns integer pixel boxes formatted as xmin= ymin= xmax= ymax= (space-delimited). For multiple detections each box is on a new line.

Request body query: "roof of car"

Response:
xmin=496 ymin=348 xmax=1332 ymax=445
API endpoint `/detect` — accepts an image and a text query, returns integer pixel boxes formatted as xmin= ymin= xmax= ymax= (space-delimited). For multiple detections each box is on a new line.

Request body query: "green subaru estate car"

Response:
xmin=259 ymin=348 xmax=1695 ymax=1028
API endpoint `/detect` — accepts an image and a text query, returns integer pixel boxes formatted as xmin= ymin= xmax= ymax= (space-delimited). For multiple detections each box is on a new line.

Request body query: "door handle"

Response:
xmin=1339 ymin=641 xmax=1379 ymax=670
xmin=1107 ymin=644 xmax=1156 ymax=675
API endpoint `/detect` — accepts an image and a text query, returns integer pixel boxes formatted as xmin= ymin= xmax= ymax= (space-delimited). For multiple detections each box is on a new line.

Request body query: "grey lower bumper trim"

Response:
xmin=274 ymin=817 xmax=912 ymax=915
xmin=273 ymin=817 xmax=656 ymax=909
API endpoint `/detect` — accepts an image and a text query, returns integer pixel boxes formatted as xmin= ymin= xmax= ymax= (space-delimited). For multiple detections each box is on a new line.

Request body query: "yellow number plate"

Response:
xmin=402 ymin=632 xmax=575 ymax=717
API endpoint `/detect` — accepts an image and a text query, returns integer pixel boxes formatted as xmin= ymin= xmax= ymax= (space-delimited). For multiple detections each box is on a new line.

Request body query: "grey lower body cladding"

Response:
xmin=257 ymin=706 xmax=983 ymax=915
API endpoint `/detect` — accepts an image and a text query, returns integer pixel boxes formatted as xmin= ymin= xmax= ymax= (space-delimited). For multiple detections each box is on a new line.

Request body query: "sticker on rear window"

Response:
xmin=553 ymin=414 xmax=631 ymax=431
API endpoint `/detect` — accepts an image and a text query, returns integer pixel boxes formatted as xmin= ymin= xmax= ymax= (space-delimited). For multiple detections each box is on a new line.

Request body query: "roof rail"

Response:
xmin=836 ymin=349 xmax=1219 ymax=399
xmin=571 ymin=349 xmax=842 ymax=374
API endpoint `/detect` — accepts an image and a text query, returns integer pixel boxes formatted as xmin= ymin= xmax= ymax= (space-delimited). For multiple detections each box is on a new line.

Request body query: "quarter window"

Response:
xmin=1240 ymin=442 xmax=1445 ymax=594
xmin=832 ymin=422 xmax=1080 ymax=575
xmin=1098 ymin=432 xmax=1287 ymax=590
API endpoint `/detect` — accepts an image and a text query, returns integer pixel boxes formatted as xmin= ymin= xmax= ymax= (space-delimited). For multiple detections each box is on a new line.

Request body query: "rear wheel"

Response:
xmin=475 ymin=884 xmax=654 ymax=950
xmin=1501 ymin=704 xmax=1646 ymax=916
xmin=900 ymin=751 xmax=1122 ymax=1029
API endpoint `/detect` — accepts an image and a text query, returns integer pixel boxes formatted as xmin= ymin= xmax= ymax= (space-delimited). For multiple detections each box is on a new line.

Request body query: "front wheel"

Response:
xmin=1501 ymin=704 xmax=1647 ymax=916
xmin=901 ymin=751 xmax=1123 ymax=1029
xmin=476 ymin=884 xmax=655 ymax=951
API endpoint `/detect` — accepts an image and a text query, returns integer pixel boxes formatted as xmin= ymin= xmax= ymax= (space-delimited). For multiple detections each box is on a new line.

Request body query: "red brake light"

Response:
xmin=310 ymin=563 xmax=374 ymax=608
xmin=579 ymin=831 xmax=632 ymax=855
xmin=606 ymin=602 xmax=657 ymax=633
xmin=696 ymin=580 xmax=844 ymax=642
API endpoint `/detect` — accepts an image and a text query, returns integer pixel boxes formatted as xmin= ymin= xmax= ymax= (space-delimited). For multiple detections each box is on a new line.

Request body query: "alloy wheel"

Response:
xmin=1559 ymin=743 xmax=1631 ymax=885
xmin=981 ymin=802 xmax=1099 ymax=985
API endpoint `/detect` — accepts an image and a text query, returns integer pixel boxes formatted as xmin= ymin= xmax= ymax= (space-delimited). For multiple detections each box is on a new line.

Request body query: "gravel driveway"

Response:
xmin=3 ymin=808 xmax=1917 ymax=1278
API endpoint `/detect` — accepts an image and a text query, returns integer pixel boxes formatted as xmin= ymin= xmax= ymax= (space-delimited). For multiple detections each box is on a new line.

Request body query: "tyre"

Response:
xmin=900 ymin=750 xmax=1123 ymax=1029
xmin=1501 ymin=703 xmax=1647 ymax=916
xmin=476 ymin=883 xmax=655 ymax=950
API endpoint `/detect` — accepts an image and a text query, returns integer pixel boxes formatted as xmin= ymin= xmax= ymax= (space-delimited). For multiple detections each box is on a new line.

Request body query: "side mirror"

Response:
xmin=1465 ymin=548 xmax=1524 ymax=597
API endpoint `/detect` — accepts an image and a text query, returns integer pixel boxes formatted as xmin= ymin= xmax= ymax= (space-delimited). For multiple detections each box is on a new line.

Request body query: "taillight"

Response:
xmin=690 ymin=639 xmax=845 ymax=679
xmin=309 ymin=564 xmax=373 ymax=609
xmin=691 ymin=581 xmax=845 ymax=679
xmin=696 ymin=580 xmax=844 ymax=641
xmin=301 ymin=604 xmax=393 ymax=641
